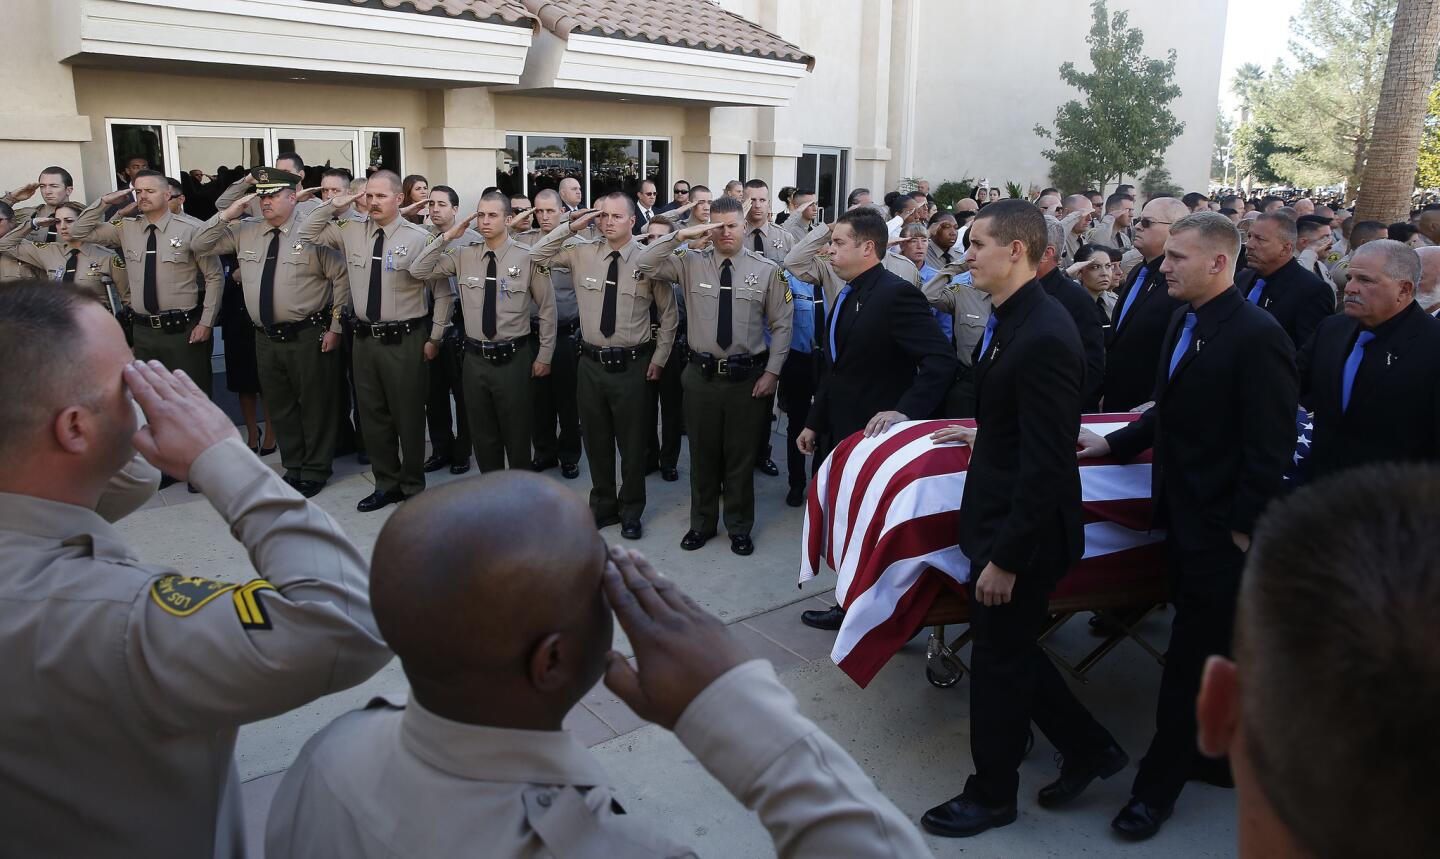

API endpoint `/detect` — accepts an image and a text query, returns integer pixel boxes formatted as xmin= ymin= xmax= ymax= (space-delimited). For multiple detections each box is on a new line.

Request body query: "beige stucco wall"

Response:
xmin=0 ymin=1 xmax=91 ymax=201
xmin=907 ymin=0 xmax=1228 ymax=194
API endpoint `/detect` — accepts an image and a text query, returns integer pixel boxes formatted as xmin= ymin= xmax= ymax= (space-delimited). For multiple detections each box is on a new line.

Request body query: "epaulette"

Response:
xmin=33 ymin=241 xmax=50 ymax=249
xmin=742 ymin=249 xmax=779 ymax=269
xmin=336 ymin=218 xmax=350 ymax=227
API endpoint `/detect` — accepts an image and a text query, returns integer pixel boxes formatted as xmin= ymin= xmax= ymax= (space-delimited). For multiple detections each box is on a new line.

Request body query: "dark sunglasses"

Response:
xmin=673 ymin=188 xmax=689 ymax=194
xmin=1137 ymin=217 xmax=1173 ymax=229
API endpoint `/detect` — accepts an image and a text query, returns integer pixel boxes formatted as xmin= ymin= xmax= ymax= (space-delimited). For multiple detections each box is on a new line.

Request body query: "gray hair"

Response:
xmin=1170 ymin=211 xmax=1242 ymax=264
xmin=1353 ymin=239 xmax=1422 ymax=288
xmin=1256 ymin=212 xmax=1298 ymax=244
xmin=1044 ymin=215 xmax=1066 ymax=253
xmin=900 ymin=222 xmax=928 ymax=240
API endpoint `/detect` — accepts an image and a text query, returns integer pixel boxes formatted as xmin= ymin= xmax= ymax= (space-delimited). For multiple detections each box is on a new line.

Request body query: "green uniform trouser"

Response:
xmin=682 ymin=363 xmax=766 ymax=535
xmin=942 ymin=363 xmax=977 ymax=419
xmin=132 ymin=324 xmax=213 ymax=396
xmin=577 ymin=353 xmax=650 ymax=522
xmin=255 ymin=324 xmax=340 ymax=483
xmin=462 ymin=348 xmax=533 ymax=473
xmin=352 ymin=327 xmax=429 ymax=496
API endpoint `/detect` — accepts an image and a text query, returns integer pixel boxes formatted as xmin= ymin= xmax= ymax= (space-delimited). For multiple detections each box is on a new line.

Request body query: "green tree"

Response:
xmin=1034 ymin=0 xmax=1185 ymax=193
xmin=1211 ymin=111 xmax=1234 ymax=183
xmin=1418 ymin=82 xmax=1440 ymax=188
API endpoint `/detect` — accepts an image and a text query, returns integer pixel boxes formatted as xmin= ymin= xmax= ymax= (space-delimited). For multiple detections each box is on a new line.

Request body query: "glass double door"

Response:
xmin=166 ymin=125 xmax=361 ymax=218
xmin=797 ymin=147 xmax=848 ymax=224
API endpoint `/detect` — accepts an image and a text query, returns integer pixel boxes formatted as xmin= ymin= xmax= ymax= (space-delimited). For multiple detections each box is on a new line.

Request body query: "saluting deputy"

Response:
xmin=299 ymin=170 xmax=453 ymax=512
xmin=411 ymin=190 xmax=557 ymax=474
xmin=515 ymin=189 xmax=585 ymax=479
xmin=922 ymin=260 xmax=993 ymax=418
xmin=3 ymin=166 xmax=79 ymax=242
xmin=71 ymin=170 xmax=225 ymax=394
xmin=191 ymin=167 xmax=351 ymax=499
xmin=0 ymin=202 xmax=42 ymax=282
xmin=418 ymin=185 xmax=481 ymax=477
xmin=740 ymin=179 xmax=792 ymax=265
xmin=635 ymin=195 xmax=793 ymax=556
xmin=0 ymin=284 xmax=391 ymax=857
xmin=212 ymin=152 xmax=326 ymax=222
xmin=0 ymin=201 xmax=128 ymax=312
xmin=529 ymin=193 xmax=678 ymax=540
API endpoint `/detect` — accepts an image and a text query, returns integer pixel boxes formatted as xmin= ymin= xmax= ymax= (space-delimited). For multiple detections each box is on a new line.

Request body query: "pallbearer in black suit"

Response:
xmin=795 ymin=208 xmax=957 ymax=631
xmin=1103 ymin=197 xmax=1188 ymax=411
xmin=1298 ymin=239 xmax=1440 ymax=480
xmin=1079 ymin=212 xmax=1299 ymax=840
xmin=921 ymin=201 xmax=1123 ymax=839
xmin=1038 ymin=216 xmax=1107 ymax=410
xmin=1234 ymin=213 xmax=1335 ymax=349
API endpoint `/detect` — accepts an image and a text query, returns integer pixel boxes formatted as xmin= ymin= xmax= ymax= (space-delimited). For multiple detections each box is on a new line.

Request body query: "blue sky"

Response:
xmin=1218 ymin=0 xmax=1306 ymax=115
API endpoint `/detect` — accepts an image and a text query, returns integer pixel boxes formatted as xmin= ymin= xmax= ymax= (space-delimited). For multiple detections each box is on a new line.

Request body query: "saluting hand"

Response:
xmin=124 ymin=360 xmax=237 ymax=482
xmin=101 ymin=188 xmax=134 ymax=205
xmin=676 ymin=221 xmax=722 ymax=242
xmin=569 ymin=208 xmax=602 ymax=230
xmin=221 ymin=194 xmax=257 ymax=222
xmin=294 ymin=186 xmax=320 ymax=202
xmin=30 ymin=216 xmax=58 ymax=230
xmin=400 ymin=199 xmax=431 ymax=218
xmin=601 ymin=546 xmax=750 ymax=730
xmin=444 ymin=211 xmax=480 ymax=243
xmin=331 ymin=190 xmax=364 ymax=211
xmin=113 ymin=201 xmax=139 ymax=219
xmin=508 ymin=207 xmax=536 ymax=230
xmin=8 ymin=181 xmax=40 ymax=203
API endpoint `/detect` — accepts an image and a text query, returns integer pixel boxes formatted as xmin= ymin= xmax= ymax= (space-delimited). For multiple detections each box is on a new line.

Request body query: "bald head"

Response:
xmin=1416 ymin=246 xmax=1440 ymax=307
xmin=1417 ymin=210 xmax=1440 ymax=246
xmin=956 ymin=197 xmax=979 ymax=214
xmin=372 ymin=472 xmax=611 ymax=727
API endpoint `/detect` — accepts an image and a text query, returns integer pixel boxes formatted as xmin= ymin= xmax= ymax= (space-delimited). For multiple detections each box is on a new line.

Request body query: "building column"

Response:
xmin=851 ymin=0 xmax=894 ymax=195
xmin=679 ymin=106 xmax=747 ymax=192
xmin=748 ymin=0 xmax=804 ymax=196
xmin=3 ymin=2 xmax=91 ymax=198
xmin=421 ymin=88 xmax=506 ymax=208
xmin=884 ymin=0 xmax=921 ymax=190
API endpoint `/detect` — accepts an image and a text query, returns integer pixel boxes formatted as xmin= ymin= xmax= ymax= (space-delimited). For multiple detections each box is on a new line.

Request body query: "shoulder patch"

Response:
xmin=112 ymin=256 xmax=126 ymax=269
xmin=674 ymin=246 xmax=687 ymax=258
xmin=33 ymin=242 xmax=50 ymax=249
xmin=337 ymin=218 xmax=350 ymax=228
xmin=150 ymin=574 xmax=237 ymax=617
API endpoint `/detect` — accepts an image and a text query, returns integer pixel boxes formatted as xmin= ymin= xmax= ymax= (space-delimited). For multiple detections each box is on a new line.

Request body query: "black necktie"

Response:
xmin=259 ymin=228 xmax=280 ymax=326
xmin=717 ymin=259 xmax=734 ymax=350
xmin=942 ymin=250 xmax=952 ymax=265
xmin=600 ymin=251 xmax=619 ymax=338
xmin=367 ymin=228 xmax=384 ymax=321
xmin=482 ymin=250 xmax=498 ymax=340
xmin=143 ymin=224 xmax=159 ymax=314
xmin=62 ymin=249 xmax=80 ymax=283
xmin=812 ymin=289 xmax=825 ymax=350
xmin=752 ymin=230 xmax=764 ymax=253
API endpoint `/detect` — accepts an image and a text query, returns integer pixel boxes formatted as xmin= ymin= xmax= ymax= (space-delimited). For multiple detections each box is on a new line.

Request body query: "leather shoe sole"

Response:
xmin=1037 ymin=744 xmax=1130 ymax=809
xmin=449 ymin=461 xmax=471 ymax=475
xmin=531 ymin=458 xmax=559 ymax=472
xmin=756 ymin=459 xmax=779 ymax=476
xmin=1111 ymin=798 xmax=1173 ymax=841
xmin=680 ymin=530 xmax=712 ymax=551
xmin=560 ymin=462 xmax=580 ymax=479
xmin=293 ymin=480 xmax=325 ymax=499
xmin=594 ymin=514 xmax=622 ymax=529
xmin=620 ymin=520 xmax=642 ymax=540
xmin=730 ymin=534 xmax=754 ymax=556
xmin=800 ymin=606 xmax=845 ymax=630
xmin=920 ymin=795 xmax=1017 ymax=838
xmin=423 ymin=455 xmax=450 ymax=473
xmin=357 ymin=489 xmax=406 ymax=512
xmin=660 ymin=466 xmax=679 ymax=482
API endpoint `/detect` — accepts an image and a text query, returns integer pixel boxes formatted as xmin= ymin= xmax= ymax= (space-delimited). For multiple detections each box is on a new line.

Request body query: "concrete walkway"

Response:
xmin=114 ymin=424 xmax=1237 ymax=858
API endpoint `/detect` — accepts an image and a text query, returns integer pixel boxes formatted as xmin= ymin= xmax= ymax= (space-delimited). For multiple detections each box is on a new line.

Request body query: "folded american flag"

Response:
xmin=799 ymin=416 xmax=1164 ymax=688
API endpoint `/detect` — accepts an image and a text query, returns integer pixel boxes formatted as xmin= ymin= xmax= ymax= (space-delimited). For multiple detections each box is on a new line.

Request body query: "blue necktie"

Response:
xmin=1341 ymin=330 xmax=1376 ymax=412
xmin=1114 ymin=266 xmax=1148 ymax=331
xmin=1167 ymin=312 xmax=1198 ymax=378
xmin=1246 ymin=277 xmax=1267 ymax=304
xmin=977 ymin=313 xmax=999 ymax=362
xmin=828 ymin=283 xmax=852 ymax=361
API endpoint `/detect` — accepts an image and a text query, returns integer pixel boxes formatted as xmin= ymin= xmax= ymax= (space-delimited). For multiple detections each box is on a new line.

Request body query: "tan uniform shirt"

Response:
xmin=298 ymin=206 xmax=453 ymax=341
xmin=925 ymin=241 xmax=961 ymax=272
xmin=214 ymin=178 xmax=325 ymax=221
xmin=265 ymin=660 xmax=931 ymax=859
xmin=0 ymin=439 xmax=392 ymax=859
xmin=784 ymin=224 xmax=921 ymax=306
xmin=1296 ymin=246 xmax=1338 ymax=295
xmin=529 ymin=222 xmax=677 ymax=365
xmin=192 ymin=211 xmax=351 ymax=333
xmin=1084 ymin=212 xmax=1132 ymax=250
xmin=8 ymin=201 xmax=68 ymax=241
xmin=70 ymin=201 xmax=225 ymax=326
xmin=0 ymin=249 xmax=40 ymax=282
xmin=411 ymin=235 xmax=558 ymax=362
xmin=922 ymin=266 xmax=993 ymax=366
xmin=780 ymin=214 xmax=817 ymax=245
xmin=742 ymin=221 xmax=792 ymax=266
xmin=516 ymin=227 xmax=584 ymax=325
xmin=635 ymin=233 xmax=793 ymax=376
xmin=0 ymin=230 xmax=128 ymax=307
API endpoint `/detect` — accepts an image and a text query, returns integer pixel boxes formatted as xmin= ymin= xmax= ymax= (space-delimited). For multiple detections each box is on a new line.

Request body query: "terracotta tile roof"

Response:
xmin=521 ymin=0 xmax=813 ymax=67
xmin=306 ymin=0 xmax=536 ymax=28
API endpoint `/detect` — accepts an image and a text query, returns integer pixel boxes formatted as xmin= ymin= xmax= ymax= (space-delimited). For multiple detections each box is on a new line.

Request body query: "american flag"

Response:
xmin=799 ymin=415 xmax=1165 ymax=688
xmin=1283 ymin=408 xmax=1315 ymax=487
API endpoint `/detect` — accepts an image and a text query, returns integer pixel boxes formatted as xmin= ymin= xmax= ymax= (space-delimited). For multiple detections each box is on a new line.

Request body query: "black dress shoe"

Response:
xmin=357 ymin=489 xmax=406 ymax=512
xmin=785 ymin=486 xmax=806 ymax=507
xmin=621 ymin=520 xmax=642 ymax=540
xmin=259 ymin=444 xmax=277 ymax=457
xmin=423 ymin=454 xmax=450 ymax=473
xmin=561 ymin=462 xmax=580 ymax=479
xmin=449 ymin=461 xmax=471 ymax=475
xmin=531 ymin=457 xmax=559 ymax=472
xmin=282 ymin=474 xmax=300 ymax=488
xmin=1038 ymin=743 xmax=1130 ymax=808
xmin=1111 ymin=798 xmax=1173 ymax=841
xmin=595 ymin=513 xmax=622 ymax=529
xmin=293 ymin=480 xmax=325 ymax=499
xmin=756 ymin=458 xmax=779 ymax=476
xmin=920 ymin=794 xmax=1017 ymax=838
xmin=356 ymin=451 xmax=370 ymax=465
xmin=800 ymin=606 xmax=846 ymax=630
xmin=660 ymin=466 xmax=679 ymax=482
xmin=730 ymin=534 xmax=754 ymax=555
xmin=680 ymin=530 xmax=712 ymax=551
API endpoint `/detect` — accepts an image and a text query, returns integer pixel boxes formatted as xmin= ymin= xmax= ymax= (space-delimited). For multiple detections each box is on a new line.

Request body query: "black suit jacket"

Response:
xmin=1104 ymin=256 xmax=1184 ymax=411
xmin=631 ymin=206 xmax=653 ymax=235
xmin=1040 ymin=267 xmax=1106 ymax=411
xmin=1235 ymin=258 xmax=1334 ymax=349
xmin=1107 ymin=287 xmax=1298 ymax=552
xmin=1298 ymin=302 xmax=1440 ymax=478
xmin=958 ymin=279 xmax=1085 ymax=580
xmin=807 ymin=261 xmax=956 ymax=440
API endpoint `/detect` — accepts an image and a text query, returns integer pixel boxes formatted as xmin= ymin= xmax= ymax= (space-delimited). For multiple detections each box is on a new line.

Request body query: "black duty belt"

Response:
xmin=578 ymin=339 xmax=654 ymax=372
xmin=256 ymin=308 xmax=330 ymax=343
xmin=462 ymin=336 xmax=524 ymax=363
xmin=132 ymin=305 xmax=202 ymax=332
xmin=351 ymin=316 xmax=428 ymax=343
xmin=534 ymin=317 xmax=581 ymax=337
xmin=687 ymin=348 xmax=769 ymax=380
